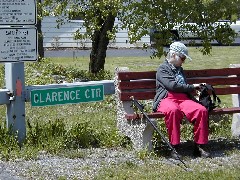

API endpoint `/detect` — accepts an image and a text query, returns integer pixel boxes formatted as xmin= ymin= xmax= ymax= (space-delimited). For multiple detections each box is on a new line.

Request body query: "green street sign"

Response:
xmin=30 ymin=85 xmax=104 ymax=107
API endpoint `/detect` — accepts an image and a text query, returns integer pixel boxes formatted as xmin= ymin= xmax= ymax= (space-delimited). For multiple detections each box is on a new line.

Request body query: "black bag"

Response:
xmin=198 ymin=84 xmax=221 ymax=111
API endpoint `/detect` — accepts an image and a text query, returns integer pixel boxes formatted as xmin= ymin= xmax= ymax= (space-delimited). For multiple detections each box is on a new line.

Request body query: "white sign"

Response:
xmin=0 ymin=0 xmax=36 ymax=25
xmin=0 ymin=27 xmax=38 ymax=62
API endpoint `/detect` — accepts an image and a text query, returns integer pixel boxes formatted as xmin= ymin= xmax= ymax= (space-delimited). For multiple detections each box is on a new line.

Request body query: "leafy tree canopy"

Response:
xmin=42 ymin=0 xmax=122 ymax=41
xmin=119 ymin=0 xmax=240 ymax=57
xmin=42 ymin=0 xmax=240 ymax=67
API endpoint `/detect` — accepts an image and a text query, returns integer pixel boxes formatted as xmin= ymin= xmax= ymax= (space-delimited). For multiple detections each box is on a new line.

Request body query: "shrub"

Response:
xmin=25 ymin=58 xmax=112 ymax=85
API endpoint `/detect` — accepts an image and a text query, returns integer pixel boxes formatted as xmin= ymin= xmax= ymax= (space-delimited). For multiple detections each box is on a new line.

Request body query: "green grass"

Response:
xmin=50 ymin=46 xmax=240 ymax=72
xmin=0 ymin=46 xmax=240 ymax=179
xmin=95 ymin=162 xmax=240 ymax=180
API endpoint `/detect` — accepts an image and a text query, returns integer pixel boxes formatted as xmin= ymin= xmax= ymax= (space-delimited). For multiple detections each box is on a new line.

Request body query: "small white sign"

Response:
xmin=0 ymin=27 xmax=38 ymax=62
xmin=0 ymin=0 xmax=36 ymax=25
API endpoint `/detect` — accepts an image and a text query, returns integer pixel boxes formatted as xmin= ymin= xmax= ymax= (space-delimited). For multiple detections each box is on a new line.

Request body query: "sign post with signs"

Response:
xmin=0 ymin=27 xmax=38 ymax=62
xmin=0 ymin=0 xmax=38 ymax=62
xmin=0 ymin=0 xmax=36 ymax=25
xmin=0 ymin=0 xmax=37 ymax=144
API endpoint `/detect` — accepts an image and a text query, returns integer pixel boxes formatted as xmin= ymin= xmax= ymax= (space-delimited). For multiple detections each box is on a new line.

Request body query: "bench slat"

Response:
xmin=125 ymin=112 xmax=165 ymax=119
xmin=215 ymin=86 xmax=240 ymax=95
xmin=210 ymin=107 xmax=240 ymax=115
xmin=118 ymin=71 xmax=156 ymax=81
xmin=125 ymin=107 xmax=240 ymax=120
xmin=119 ymin=80 xmax=155 ymax=90
xmin=120 ymin=86 xmax=240 ymax=101
xmin=185 ymin=68 xmax=240 ymax=77
xmin=118 ymin=68 xmax=240 ymax=81
xmin=187 ymin=77 xmax=240 ymax=86
xmin=119 ymin=77 xmax=240 ymax=91
xmin=120 ymin=91 xmax=155 ymax=101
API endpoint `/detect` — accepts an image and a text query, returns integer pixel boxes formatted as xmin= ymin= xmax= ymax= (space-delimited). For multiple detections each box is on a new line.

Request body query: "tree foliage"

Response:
xmin=43 ymin=0 xmax=123 ymax=73
xmin=42 ymin=0 xmax=240 ymax=72
xmin=120 ymin=0 xmax=240 ymax=57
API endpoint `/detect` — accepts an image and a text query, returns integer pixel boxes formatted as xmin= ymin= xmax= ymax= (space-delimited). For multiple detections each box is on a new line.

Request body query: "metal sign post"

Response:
xmin=0 ymin=0 xmax=37 ymax=144
xmin=5 ymin=62 xmax=26 ymax=144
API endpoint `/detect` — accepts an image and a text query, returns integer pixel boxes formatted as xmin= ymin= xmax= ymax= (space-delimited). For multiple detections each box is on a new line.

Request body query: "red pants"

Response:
xmin=157 ymin=92 xmax=208 ymax=145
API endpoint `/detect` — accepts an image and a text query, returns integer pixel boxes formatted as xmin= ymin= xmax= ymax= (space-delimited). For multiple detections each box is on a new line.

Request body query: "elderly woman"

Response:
xmin=153 ymin=42 xmax=210 ymax=158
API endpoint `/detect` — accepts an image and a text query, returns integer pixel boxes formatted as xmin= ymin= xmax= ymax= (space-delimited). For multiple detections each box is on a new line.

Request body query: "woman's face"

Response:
xmin=171 ymin=53 xmax=186 ymax=67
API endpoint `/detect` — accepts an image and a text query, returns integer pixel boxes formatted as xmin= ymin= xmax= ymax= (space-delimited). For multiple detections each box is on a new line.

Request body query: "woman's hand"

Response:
xmin=193 ymin=83 xmax=206 ymax=90
xmin=193 ymin=84 xmax=200 ymax=90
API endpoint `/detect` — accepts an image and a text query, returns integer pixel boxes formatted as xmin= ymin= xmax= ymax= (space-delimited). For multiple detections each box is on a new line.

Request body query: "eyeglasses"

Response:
xmin=179 ymin=55 xmax=186 ymax=62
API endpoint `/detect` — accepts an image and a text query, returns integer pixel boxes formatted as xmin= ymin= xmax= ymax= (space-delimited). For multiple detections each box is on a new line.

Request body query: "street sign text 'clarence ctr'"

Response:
xmin=30 ymin=85 xmax=104 ymax=107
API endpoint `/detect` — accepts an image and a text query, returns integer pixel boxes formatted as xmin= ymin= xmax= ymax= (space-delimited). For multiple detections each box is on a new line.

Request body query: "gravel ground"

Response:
xmin=0 ymin=138 xmax=240 ymax=180
xmin=1 ymin=148 xmax=141 ymax=180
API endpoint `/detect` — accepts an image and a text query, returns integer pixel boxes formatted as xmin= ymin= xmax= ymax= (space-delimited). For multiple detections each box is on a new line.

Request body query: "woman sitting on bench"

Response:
xmin=153 ymin=42 xmax=210 ymax=158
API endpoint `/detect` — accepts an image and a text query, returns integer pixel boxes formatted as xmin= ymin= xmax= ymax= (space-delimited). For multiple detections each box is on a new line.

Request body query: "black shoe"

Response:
xmin=170 ymin=144 xmax=182 ymax=160
xmin=193 ymin=144 xmax=211 ymax=158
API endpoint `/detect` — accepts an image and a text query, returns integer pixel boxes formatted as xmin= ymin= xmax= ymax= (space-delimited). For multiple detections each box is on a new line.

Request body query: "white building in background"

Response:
xmin=42 ymin=16 xmax=151 ymax=49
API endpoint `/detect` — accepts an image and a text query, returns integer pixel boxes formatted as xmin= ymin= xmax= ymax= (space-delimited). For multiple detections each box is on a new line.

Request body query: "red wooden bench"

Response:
xmin=115 ymin=66 xmax=240 ymax=150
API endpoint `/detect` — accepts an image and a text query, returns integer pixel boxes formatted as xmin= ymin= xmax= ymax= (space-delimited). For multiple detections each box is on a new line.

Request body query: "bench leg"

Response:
xmin=230 ymin=64 xmax=240 ymax=137
xmin=114 ymin=67 xmax=156 ymax=150
xmin=120 ymin=118 xmax=156 ymax=151
xmin=231 ymin=91 xmax=240 ymax=137
xmin=231 ymin=93 xmax=240 ymax=137
xmin=142 ymin=118 xmax=157 ymax=151
xmin=115 ymin=100 xmax=156 ymax=151
xmin=231 ymin=114 xmax=240 ymax=137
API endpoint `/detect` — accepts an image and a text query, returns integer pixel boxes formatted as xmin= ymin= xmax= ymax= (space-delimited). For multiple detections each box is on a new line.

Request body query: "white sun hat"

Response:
xmin=169 ymin=42 xmax=192 ymax=61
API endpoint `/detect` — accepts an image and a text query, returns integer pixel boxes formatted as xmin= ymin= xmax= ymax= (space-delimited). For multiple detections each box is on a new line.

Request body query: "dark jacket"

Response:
xmin=153 ymin=60 xmax=195 ymax=112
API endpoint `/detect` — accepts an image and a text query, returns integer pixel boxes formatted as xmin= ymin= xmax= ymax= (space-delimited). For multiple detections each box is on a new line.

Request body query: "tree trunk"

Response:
xmin=37 ymin=20 xmax=44 ymax=59
xmin=37 ymin=0 xmax=44 ymax=60
xmin=89 ymin=13 xmax=115 ymax=74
